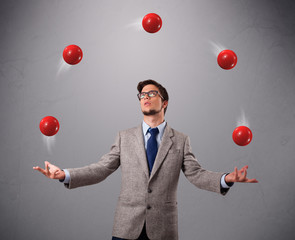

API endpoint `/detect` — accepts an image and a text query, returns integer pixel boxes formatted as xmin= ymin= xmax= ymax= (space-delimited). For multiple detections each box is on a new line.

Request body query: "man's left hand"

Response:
xmin=225 ymin=165 xmax=258 ymax=183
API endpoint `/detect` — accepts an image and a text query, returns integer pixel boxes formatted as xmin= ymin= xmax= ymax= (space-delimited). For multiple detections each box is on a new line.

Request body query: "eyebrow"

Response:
xmin=141 ymin=90 xmax=157 ymax=92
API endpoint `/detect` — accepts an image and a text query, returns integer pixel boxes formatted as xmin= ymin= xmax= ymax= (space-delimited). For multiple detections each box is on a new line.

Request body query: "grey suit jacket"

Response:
xmin=65 ymin=124 xmax=229 ymax=240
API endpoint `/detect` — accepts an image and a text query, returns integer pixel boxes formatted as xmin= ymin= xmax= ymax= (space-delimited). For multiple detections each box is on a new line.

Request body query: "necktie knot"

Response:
xmin=148 ymin=127 xmax=159 ymax=136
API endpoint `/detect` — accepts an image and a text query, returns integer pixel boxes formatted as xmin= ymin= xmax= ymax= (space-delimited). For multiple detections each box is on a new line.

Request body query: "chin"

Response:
xmin=142 ymin=109 xmax=161 ymax=116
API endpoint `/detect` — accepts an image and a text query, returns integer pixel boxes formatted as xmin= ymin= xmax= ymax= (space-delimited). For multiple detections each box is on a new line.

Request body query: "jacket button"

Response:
xmin=147 ymin=205 xmax=151 ymax=210
xmin=148 ymin=188 xmax=152 ymax=193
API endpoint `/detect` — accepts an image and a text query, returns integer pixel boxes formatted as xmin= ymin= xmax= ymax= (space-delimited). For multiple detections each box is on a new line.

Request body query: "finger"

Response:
xmin=241 ymin=169 xmax=247 ymax=181
xmin=239 ymin=165 xmax=248 ymax=174
xmin=47 ymin=161 xmax=53 ymax=169
xmin=45 ymin=161 xmax=49 ymax=175
xmin=238 ymin=168 xmax=245 ymax=175
xmin=234 ymin=167 xmax=238 ymax=180
xmin=247 ymin=178 xmax=258 ymax=183
xmin=33 ymin=166 xmax=46 ymax=175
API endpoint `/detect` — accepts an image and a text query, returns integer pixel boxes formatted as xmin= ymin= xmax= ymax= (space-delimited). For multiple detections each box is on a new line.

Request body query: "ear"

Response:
xmin=162 ymin=100 xmax=168 ymax=109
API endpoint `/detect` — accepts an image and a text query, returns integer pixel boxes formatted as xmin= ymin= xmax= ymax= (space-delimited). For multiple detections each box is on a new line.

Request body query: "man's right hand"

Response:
xmin=33 ymin=161 xmax=65 ymax=181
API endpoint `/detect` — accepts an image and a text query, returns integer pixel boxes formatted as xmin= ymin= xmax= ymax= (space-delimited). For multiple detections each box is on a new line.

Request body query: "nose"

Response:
xmin=143 ymin=93 xmax=150 ymax=99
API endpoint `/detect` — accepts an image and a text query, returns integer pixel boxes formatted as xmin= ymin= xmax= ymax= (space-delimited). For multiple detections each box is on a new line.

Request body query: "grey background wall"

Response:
xmin=1 ymin=0 xmax=295 ymax=239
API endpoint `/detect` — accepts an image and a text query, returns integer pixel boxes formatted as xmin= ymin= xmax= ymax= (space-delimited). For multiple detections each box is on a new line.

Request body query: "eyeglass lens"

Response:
xmin=140 ymin=91 xmax=157 ymax=99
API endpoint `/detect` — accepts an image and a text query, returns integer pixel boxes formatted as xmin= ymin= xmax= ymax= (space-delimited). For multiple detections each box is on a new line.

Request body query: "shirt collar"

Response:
xmin=142 ymin=120 xmax=167 ymax=137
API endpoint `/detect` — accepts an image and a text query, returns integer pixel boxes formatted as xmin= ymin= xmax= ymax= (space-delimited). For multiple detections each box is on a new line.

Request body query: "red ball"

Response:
xmin=39 ymin=116 xmax=60 ymax=137
xmin=63 ymin=45 xmax=83 ymax=65
xmin=232 ymin=126 xmax=252 ymax=146
xmin=142 ymin=13 xmax=162 ymax=33
xmin=217 ymin=50 xmax=237 ymax=70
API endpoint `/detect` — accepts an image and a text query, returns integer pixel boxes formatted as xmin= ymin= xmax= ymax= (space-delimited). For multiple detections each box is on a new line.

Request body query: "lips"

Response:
xmin=144 ymin=102 xmax=151 ymax=106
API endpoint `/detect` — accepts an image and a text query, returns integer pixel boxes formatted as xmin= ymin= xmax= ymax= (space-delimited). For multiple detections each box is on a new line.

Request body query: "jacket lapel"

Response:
xmin=149 ymin=124 xmax=173 ymax=180
xmin=134 ymin=125 xmax=150 ymax=179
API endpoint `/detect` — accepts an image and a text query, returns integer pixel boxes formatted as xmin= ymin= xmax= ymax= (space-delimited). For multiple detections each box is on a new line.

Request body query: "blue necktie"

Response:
xmin=147 ymin=127 xmax=159 ymax=174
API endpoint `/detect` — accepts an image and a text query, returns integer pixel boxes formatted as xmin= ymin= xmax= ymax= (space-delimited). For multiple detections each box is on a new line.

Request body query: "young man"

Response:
xmin=33 ymin=79 xmax=258 ymax=240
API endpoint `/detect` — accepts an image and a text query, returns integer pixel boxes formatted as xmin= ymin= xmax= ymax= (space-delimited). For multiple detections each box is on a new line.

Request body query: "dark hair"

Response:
xmin=137 ymin=79 xmax=169 ymax=114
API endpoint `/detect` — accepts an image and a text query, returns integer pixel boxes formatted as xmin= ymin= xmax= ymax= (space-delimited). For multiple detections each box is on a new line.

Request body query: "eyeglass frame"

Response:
xmin=137 ymin=90 xmax=164 ymax=100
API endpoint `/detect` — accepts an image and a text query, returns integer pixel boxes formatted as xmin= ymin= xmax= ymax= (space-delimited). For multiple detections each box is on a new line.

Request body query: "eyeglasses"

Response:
xmin=137 ymin=90 xmax=164 ymax=100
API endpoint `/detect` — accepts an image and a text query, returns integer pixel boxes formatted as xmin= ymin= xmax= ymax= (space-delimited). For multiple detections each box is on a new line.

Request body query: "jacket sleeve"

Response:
xmin=64 ymin=132 xmax=121 ymax=189
xmin=181 ymin=135 xmax=229 ymax=195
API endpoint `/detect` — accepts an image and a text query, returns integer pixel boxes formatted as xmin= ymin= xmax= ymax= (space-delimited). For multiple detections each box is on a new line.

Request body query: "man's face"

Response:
xmin=140 ymin=84 xmax=166 ymax=116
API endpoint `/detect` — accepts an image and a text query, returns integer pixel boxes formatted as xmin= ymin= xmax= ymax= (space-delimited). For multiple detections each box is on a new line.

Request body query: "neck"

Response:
xmin=143 ymin=114 xmax=165 ymax=128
